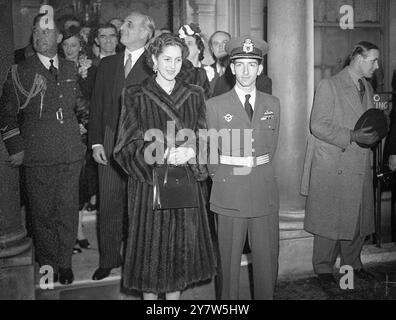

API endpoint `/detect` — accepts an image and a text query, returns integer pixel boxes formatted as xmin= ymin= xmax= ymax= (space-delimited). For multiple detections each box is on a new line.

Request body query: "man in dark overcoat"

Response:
xmin=301 ymin=41 xmax=380 ymax=286
xmin=206 ymin=36 xmax=280 ymax=299
xmin=0 ymin=13 xmax=87 ymax=284
xmin=88 ymin=11 xmax=154 ymax=280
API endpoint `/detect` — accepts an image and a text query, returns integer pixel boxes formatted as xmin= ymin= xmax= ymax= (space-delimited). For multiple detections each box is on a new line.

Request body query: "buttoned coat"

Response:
xmin=206 ymin=88 xmax=280 ymax=218
xmin=0 ymin=54 xmax=85 ymax=166
xmin=301 ymin=68 xmax=375 ymax=240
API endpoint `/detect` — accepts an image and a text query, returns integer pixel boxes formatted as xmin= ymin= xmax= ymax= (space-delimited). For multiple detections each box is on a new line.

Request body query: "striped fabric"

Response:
xmin=97 ymin=126 xmax=126 ymax=268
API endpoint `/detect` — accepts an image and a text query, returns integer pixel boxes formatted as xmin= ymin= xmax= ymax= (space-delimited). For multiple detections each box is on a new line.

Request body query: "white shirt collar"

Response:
xmin=124 ymin=47 xmax=145 ymax=67
xmin=37 ymin=53 xmax=59 ymax=70
xmin=234 ymin=85 xmax=256 ymax=110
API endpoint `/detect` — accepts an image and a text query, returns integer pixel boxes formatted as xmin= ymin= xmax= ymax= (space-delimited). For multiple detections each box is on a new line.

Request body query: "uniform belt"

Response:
xmin=219 ymin=154 xmax=270 ymax=167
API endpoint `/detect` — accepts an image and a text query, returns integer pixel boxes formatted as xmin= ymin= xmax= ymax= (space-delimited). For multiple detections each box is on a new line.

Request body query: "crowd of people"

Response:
xmin=0 ymin=8 xmax=388 ymax=300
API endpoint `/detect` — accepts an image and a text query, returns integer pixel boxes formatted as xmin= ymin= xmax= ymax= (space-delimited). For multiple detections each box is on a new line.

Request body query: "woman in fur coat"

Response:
xmin=113 ymin=33 xmax=217 ymax=300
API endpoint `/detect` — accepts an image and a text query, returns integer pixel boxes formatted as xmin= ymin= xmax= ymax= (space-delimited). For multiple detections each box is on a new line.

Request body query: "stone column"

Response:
xmin=193 ymin=0 xmax=216 ymax=38
xmin=0 ymin=0 xmax=31 ymax=258
xmin=267 ymin=0 xmax=314 ymax=237
xmin=250 ymin=0 xmax=264 ymax=39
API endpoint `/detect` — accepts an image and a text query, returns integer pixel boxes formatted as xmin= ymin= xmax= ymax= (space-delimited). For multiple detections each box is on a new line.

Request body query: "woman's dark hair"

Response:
xmin=60 ymin=26 xmax=86 ymax=58
xmin=146 ymin=33 xmax=189 ymax=68
xmin=343 ymin=41 xmax=379 ymax=67
xmin=179 ymin=23 xmax=205 ymax=62
xmin=62 ymin=26 xmax=83 ymax=43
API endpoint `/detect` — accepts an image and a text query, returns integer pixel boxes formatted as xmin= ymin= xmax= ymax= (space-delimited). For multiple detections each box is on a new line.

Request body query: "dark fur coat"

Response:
xmin=113 ymin=77 xmax=217 ymax=293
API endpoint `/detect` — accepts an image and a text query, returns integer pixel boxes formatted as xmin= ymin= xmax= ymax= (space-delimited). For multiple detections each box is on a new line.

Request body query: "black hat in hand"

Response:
xmin=354 ymin=108 xmax=388 ymax=148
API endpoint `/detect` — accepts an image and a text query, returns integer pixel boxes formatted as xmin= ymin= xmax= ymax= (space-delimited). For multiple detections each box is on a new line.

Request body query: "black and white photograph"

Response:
xmin=1 ymin=0 xmax=396 ymax=305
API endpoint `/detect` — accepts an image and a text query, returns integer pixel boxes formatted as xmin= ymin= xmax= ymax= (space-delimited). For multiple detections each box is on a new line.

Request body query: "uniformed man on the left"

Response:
xmin=0 ymin=12 xmax=87 ymax=285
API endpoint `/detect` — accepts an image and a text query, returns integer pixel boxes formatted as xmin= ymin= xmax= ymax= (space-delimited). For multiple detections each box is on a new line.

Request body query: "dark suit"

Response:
xmin=206 ymin=89 xmax=280 ymax=299
xmin=88 ymin=50 xmax=153 ymax=268
xmin=212 ymin=65 xmax=272 ymax=97
xmin=0 ymin=54 xmax=86 ymax=271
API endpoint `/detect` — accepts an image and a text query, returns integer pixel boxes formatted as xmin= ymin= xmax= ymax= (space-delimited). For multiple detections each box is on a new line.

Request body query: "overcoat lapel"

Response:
xmin=112 ymin=52 xmax=126 ymax=104
xmin=337 ymin=68 xmax=364 ymax=118
xmin=125 ymin=51 xmax=145 ymax=83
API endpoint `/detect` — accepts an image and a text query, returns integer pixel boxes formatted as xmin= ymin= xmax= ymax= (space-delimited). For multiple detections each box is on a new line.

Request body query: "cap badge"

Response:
xmin=242 ymin=39 xmax=254 ymax=53
xmin=224 ymin=114 xmax=234 ymax=122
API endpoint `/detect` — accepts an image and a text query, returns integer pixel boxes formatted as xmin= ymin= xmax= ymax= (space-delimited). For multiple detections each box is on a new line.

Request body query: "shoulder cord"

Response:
xmin=11 ymin=65 xmax=47 ymax=118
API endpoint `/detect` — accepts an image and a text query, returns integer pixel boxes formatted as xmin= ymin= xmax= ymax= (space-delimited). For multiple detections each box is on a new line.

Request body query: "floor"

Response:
xmin=34 ymin=211 xmax=396 ymax=300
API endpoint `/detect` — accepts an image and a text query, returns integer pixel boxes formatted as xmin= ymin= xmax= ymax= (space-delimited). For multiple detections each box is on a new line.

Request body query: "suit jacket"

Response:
xmin=212 ymin=66 xmax=272 ymax=97
xmin=208 ymin=63 xmax=222 ymax=93
xmin=206 ymin=88 xmax=280 ymax=218
xmin=301 ymin=67 xmax=375 ymax=240
xmin=88 ymin=50 xmax=153 ymax=148
xmin=0 ymin=54 xmax=85 ymax=166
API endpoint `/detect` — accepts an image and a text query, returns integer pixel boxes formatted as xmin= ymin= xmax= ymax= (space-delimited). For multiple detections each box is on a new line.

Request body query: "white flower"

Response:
xmin=204 ymin=66 xmax=215 ymax=82
xmin=78 ymin=55 xmax=92 ymax=79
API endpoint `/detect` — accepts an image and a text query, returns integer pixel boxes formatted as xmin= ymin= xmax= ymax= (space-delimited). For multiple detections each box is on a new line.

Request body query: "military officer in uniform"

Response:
xmin=206 ymin=36 xmax=280 ymax=300
xmin=0 ymin=13 xmax=87 ymax=284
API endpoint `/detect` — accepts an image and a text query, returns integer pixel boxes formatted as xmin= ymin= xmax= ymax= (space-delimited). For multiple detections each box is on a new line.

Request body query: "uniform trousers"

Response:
xmin=217 ymin=213 xmax=279 ymax=300
xmin=25 ymin=161 xmax=81 ymax=271
xmin=313 ymin=214 xmax=365 ymax=274
xmin=97 ymin=127 xmax=126 ymax=268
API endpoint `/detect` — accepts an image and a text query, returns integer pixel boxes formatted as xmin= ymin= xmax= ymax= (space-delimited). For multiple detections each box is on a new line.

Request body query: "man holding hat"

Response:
xmin=301 ymin=41 xmax=381 ymax=288
xmin=206 ymin=36 xmax=280 ymax=299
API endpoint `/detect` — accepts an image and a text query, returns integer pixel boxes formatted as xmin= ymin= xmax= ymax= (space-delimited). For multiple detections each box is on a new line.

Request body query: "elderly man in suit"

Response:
xmin=0 ymin=13 xmax=87 ymax=284
xmin=207 ymin=31 xmax=231 ymax=90
xmin=88 ymin=11 xmax=155 ymax=281
xmin=301 ymin=41 xmax=380 ymax=288
xmin=206 ymin=36 xmax=281 ymax=300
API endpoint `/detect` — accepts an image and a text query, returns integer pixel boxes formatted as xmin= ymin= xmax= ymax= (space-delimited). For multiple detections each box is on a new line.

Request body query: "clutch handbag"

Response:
xmin=152 ymin=165 xmax=199 ymax=210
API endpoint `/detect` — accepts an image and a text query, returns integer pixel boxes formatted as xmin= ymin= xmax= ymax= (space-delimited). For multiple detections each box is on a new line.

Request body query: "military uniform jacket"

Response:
xmin=206 ymin=88 xmax=280 ymax=218
xmin=0 ymin=55 xmax=85 ymax=167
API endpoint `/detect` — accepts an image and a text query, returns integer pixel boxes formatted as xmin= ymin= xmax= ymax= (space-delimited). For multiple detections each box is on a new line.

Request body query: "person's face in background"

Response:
xmin=231 ymin=58 xmax=263 ymax=92
xmin=184 ymin=35 xmax=199 ymax=63
xmin=62 ymin=35 xmax=81 ymax=62
xmin=32 ymin=19 xmax=62 ymax=57
xmin=96 ymin=27 xmax=118 ymax=56
xmin=358 ymin=49 xmax=380 ymax=78
xmin=120 ymin=13 xmax=149 ymax=50
xmin=153 ymin=45 xmax=183 ymax=83
xmin=210 ymin=32 xmax=230 ymax=60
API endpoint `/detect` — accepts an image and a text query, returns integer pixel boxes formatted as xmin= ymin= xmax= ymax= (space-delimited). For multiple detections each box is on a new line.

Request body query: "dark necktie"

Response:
xmin=358 ymin=78 xmax=365 ymax=103
xmin=49 ymin=59 xmax=58 ymax=80
xmin=244 ymin=94 xmax=253 ymax=121
xmin=124 ymin=53 xmax=132 ymax=78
